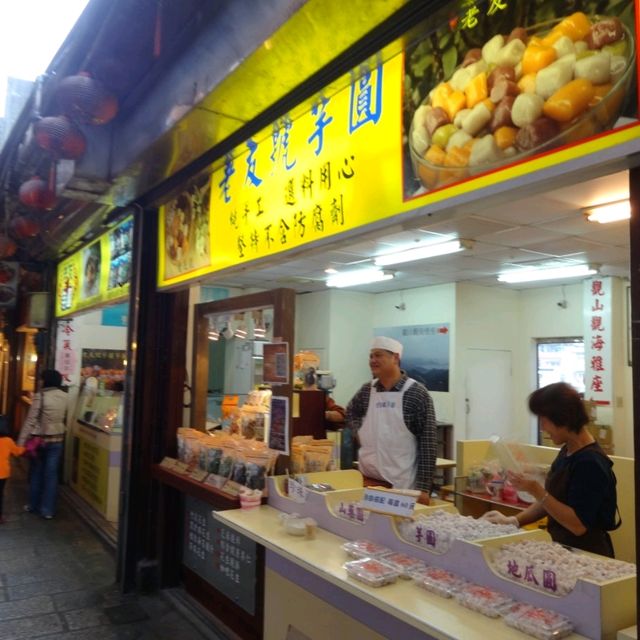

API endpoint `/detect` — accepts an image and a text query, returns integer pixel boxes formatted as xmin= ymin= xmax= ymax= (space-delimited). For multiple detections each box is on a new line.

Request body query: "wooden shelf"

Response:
xmin=151 ymin=464 xmax=240 ymax=509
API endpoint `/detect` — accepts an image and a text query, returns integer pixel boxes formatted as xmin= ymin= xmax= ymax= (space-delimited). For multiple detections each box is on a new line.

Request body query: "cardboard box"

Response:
xmin=587 ymin=423 xmax=613 ymax=448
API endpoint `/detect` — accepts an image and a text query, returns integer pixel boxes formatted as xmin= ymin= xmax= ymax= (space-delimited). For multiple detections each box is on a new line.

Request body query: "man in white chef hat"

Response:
xmin=346 ymin=336 xmax=437 ymax=505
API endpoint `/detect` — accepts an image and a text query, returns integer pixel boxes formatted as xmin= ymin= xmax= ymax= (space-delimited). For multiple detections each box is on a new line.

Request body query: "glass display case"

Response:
xmin=192 ymin=289 xmax=295 ymax=446
xmin=70 ymin=381 xmax=124 ymax=522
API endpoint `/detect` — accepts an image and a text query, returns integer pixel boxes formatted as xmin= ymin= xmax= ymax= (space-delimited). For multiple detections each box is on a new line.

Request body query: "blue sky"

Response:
xmin=0 ymin=0 xmax=89 ymax=116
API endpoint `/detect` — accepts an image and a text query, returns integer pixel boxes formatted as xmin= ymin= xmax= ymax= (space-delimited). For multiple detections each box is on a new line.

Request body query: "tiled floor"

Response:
xmin=0 ymin=463 xmax=228 ymax=639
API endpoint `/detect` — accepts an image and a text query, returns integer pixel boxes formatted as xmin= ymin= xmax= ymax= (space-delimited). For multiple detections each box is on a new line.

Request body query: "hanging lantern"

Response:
xmin=56 ymin=73 xmax=118 ymax=125
xmin=33 ymin=116 xmax=86 ymax=160
xmin=18 ymin=176 xmax=56 ymax=210
xmin=10 ymin=216 xmax=40 ymax=239
xmin=0 ymin=236 xmax=17 ymax=259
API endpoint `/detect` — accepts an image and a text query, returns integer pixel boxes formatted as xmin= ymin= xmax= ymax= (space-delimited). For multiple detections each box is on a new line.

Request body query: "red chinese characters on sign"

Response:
xmin=584 ymin=278 xmax=612 ymax=405
xmin=55 ymin=320 xmax=79 ymax=386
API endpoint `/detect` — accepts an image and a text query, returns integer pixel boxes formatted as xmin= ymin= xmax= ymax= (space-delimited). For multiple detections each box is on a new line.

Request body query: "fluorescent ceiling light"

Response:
xmin=326 ymin=268 xmax=394 ymax=288
xmin=584 ymin=199 xmax=630 ymax=224
xmin=498 ymin=264 xmax=597 ymax=284
xmin=374 ymin=239 xmax=471 ymax=267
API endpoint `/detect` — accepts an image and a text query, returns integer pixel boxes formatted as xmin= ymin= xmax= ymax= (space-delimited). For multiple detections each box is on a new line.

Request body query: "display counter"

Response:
xmin=70 ymin=417 xmax=122 ymax=522
xmin=456 ymin=439 xmax=636 ymax=563
xmin=215 ymin=505 xmax=589 ymax=640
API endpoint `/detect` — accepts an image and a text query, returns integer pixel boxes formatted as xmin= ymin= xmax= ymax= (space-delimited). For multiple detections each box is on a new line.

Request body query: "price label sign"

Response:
xmin=361 ymin=487 xmax=418 ymax=517
xmin=159 ymin=457 xmax=177 ymax=469
xmin=287 ymin=478 xmax=308 ymax=503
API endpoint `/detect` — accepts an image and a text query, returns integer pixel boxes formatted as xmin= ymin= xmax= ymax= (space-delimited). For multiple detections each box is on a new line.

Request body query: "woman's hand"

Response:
xmin=481 ymin=510 xmax=519 ymax=527
xmin=507 ymin=471 xmax=545 ymax=500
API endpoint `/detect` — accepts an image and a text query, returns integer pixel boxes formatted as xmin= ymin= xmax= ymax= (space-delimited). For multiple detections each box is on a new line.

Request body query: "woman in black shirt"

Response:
xmin=484 ymin=382 xmax=618 ymax=557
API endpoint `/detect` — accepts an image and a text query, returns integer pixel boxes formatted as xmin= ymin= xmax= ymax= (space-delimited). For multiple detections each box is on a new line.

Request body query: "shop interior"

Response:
xmin=189 ymin=167 xmax=632 ymax=457
xmin=170 ymin=164 xmax=636 ymax=639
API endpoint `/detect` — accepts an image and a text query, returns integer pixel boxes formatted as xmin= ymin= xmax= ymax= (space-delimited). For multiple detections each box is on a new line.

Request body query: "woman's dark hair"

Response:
xmin=41 ymin=369 xmax=63 ymax=389
xmin=0 ymin=416 xmax=9 ymax=437
xmin=528 ymin=382 xmax=588 ymax=433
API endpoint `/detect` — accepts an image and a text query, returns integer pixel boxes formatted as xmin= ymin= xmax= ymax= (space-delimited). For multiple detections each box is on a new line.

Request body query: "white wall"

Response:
xmin=515 ymin=283 xmax=584 ymax=441
xmin=295 ymin=289 xmax=375 ymax=406
xmin=455 ymin=283 xmax=520 ymax=440
xmin=372 ymin=284 xmax=456 ymax=422
xmin=329 ymin=290 xmax=375 ymax=405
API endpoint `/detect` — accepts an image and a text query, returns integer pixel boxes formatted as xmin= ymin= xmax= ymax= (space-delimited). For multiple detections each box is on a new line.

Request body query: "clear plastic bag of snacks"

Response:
xmin=379 ymin=552 xmax=425 ymax=578
xmin=455 ymin=583 xmax=514 ymax=617
xmin=341 ymin=539 xmax=391 ymax=559
xmin=503 ymin=603 xmax=575 ymax=640
xmin=411 ymin=566 xmax=467 ymax=598
xmin=343 ymin=558 xmax=399 ymax=587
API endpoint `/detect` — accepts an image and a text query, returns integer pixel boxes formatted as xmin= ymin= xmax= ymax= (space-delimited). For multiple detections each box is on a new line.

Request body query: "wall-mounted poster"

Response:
xmin=268 ymin=396 xmax=290 ymax=455
xmin=108 ymin=218 xmax=133 ymax=290
xmin=81 ymin=242 xmax=101 ymax=300
xmin=81 ymin=348 xmax=126 ymax=391
xmin=263 ymin=342 xmax=289 ymax=385
xmin=374 ymin=324 xmax=450 ymax=391
xmin=56 ymin=216 xmax=133 ymax=317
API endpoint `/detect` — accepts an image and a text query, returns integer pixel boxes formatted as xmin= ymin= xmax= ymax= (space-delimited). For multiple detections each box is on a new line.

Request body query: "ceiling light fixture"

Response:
xmin=584 ymin=199 xmax=631 ymax=224
xmin=374 ymin=239 xmax=472 ymax=267
xmin=326 ymin=268 xmax=394 ymax=288
xmin=498 ymin=264 xmax=597 ymax=284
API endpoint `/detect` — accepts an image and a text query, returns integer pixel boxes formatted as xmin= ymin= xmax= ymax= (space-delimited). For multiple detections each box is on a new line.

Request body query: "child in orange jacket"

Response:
xmin=0 ymin=419 xmax=25 ymax=523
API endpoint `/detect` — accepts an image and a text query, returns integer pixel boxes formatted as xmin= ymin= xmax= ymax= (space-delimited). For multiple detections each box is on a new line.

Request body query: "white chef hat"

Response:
xmin=370 ymin=336 xmax=403 ymax=358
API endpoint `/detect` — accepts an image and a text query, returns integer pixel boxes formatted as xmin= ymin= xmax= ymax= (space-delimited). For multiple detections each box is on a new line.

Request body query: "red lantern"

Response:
xmin=0 ymin=236 xmax=17 ymax=259
xmin=18 ymin=176 xmax=56 ymax=210
xmin=10 ymin=216 xmax=40 ymax=238
xmin=56 ymin=73 xmax=118 ymax=125
xmin=34 ymin=116 xmax=86 ymax=160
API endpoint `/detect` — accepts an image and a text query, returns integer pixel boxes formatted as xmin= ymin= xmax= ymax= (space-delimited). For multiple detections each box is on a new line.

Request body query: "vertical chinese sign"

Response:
xmin=583 ymin=276 xmax=612 ymax=405
xmin=55 ymin=319 xmax=79 ymax=386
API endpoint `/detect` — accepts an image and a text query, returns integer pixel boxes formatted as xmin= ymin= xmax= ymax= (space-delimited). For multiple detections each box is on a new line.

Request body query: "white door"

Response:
xmin=465 ymin=348 xmax=512 ymax=440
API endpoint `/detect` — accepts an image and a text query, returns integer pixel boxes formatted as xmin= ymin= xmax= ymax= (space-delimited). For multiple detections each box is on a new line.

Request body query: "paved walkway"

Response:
xmin=0 ymin=463 xmax=227 ymax=640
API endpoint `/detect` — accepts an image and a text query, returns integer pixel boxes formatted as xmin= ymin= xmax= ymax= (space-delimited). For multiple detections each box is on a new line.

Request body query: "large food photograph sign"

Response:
xmin=403 ymin=0 xmax=638 ymax=198
xmin=157 ymin=0 xmax=639 ymax=288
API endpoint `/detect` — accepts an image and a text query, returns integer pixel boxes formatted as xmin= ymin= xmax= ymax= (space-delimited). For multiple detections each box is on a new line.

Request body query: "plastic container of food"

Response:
xmin=503 ymin=603 xmax=575 ymax=640
xmin=343 ymin=557 xmax=400 ymax=587
xmin=342 ymin=539 xmax=391 ymax=559
xmin=379 ymin=551 xmax=425 ymax=578
xmin=455 ymin=583 xmax=514 ymax=617
xmin=409 ymin=14 xmax=636 ymax=192
xmin=412 ymin=566 xmax=467 ymax=598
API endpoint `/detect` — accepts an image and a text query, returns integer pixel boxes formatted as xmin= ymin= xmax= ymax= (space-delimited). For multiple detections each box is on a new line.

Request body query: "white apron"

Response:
xmin=357 ymin=378 xmax=417 ymax=489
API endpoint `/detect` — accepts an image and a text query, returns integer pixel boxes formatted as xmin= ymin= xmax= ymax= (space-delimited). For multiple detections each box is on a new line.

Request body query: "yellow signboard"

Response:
xmin=56 ymin=216 xmax=133 ymax=317
xmin=157 ymin=1 xmax=639 ymax=288
xmin=73 ymin=436 xmax=109 ymax=513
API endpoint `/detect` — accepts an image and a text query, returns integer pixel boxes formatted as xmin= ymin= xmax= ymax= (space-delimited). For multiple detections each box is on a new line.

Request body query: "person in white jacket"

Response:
xmin=18 ymin=369 xmax=68 ymax=519
xmin=346 ymin=337 xmax=437 ymax=505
